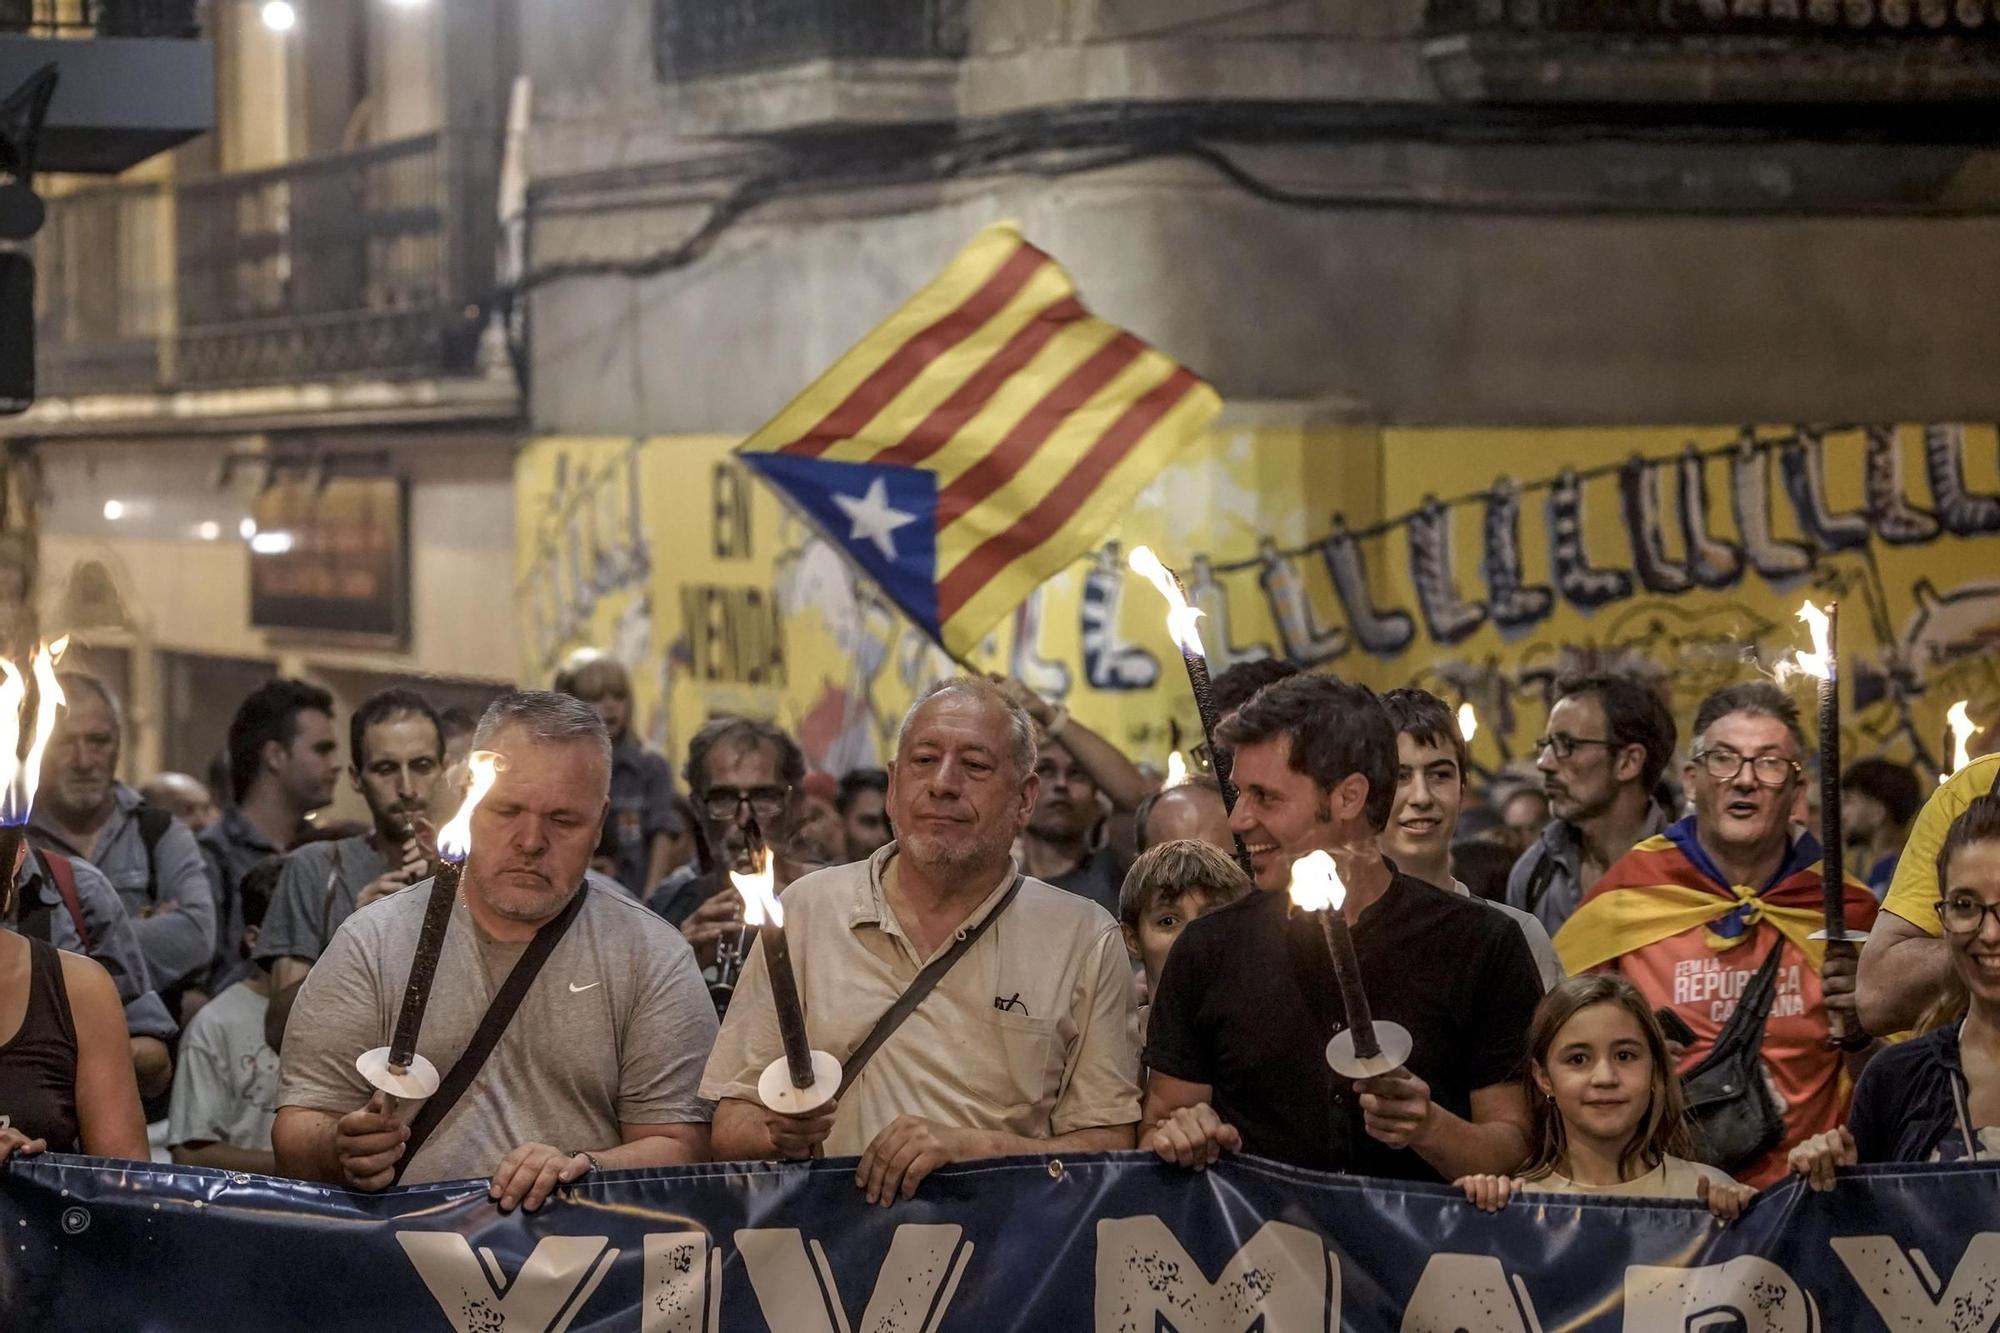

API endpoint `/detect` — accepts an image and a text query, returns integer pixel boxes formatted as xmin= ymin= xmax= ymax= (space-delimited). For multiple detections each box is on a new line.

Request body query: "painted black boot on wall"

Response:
xmin=1619 ymin=455 xmax=1693 ymax=594
xmin=1322 ymin=517 xmax=1415 ymax=656
xmin=1780 ymin=428 xmax=1869 ymax=553
xmin=1677 ymin=445 xmax=1743 ymax=590
xmin=1731 ymin=430 xmax=1813 ymax=579
xmin=1548 ymin=468 xmax=1632 ymax=608
xmin=1407 ymin=496 xmax=1488 ymax=645
xmin=1862 ymin=425 xmax=1939 ymax=546
xmin=1081 ymin=543 xmax=1161 ymax=690
xmin=1258 ymin=539 xmax=1349 ymax=664
xmin=1479 ymin=478 xmax=1554 ymax=631
xmin=1924 ymin=423 xmax=2000 ymax=536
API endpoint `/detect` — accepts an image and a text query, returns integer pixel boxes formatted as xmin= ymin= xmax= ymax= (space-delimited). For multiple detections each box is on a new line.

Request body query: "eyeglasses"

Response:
xmin=1692 ymin=750 xmax=1800 ymax=788
xmin=1937 ymin=894 xmax=2000 ymax=936
xmin=701 ymin=785 xmax=789 ymax=822
xmin=1535 ymin=732 xmax=1622 ymax=761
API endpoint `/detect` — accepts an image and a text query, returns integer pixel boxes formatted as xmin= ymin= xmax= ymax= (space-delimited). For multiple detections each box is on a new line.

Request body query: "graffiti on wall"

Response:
xmin=516 ymin=425 xmax=2000 ymax=780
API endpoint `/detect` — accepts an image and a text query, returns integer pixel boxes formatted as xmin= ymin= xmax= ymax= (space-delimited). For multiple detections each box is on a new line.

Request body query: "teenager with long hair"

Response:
xmin=0 ymin=842 xmax=150 ymax=1163
xmin=1792 ymin=794 xmax=2000 ymax=1180
xmin=1457 ymin=974 xmax=1754 ymax=1219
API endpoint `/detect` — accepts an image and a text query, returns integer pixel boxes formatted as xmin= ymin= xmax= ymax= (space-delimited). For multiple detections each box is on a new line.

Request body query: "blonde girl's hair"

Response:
xmin=1519 ymin=973 xmax=1698 ymax=1182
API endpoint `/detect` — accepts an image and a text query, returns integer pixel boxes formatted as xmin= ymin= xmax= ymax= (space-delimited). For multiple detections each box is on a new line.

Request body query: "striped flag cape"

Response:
xmin=736 ymin=221 xmax=1221 ymax=661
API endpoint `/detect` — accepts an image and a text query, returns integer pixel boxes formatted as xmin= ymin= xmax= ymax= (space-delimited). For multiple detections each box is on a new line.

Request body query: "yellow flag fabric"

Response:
xmin=734 ymin=221 xmax=1221 ymax=660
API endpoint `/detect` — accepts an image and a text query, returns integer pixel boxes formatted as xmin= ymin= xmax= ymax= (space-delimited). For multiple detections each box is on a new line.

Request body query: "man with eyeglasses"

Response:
xmin=651 ymin=717 xmax=808 ymax=967
xmin=1505 ymin=674 xmax=1680 ymax=936
xmin=1554 ymin=683 xmax=1878 ymax=1185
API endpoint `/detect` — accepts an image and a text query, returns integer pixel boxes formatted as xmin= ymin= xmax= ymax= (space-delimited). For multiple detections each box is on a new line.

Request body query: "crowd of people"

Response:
xmin=2 ymin=647 xmax=1998 ymax=1231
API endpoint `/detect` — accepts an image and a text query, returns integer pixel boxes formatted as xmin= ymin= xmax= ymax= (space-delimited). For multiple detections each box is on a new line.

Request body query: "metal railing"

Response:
xmin=655 ymin=0 xmax=966 ymax=79
xmin=34 ymin=128 xmax=501 ymax=394
xmin=0 ymin=0 xmax=202 ymax=38
xmin=1430 ymin=0 xmax=2000 ymax=33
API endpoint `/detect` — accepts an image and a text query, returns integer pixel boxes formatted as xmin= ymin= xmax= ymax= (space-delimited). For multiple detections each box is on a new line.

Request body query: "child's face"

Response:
xmin=1125 ymin=890 xmax=1222 ymax=990
xmin=1532 ymin=1001 xmax=1655 ymax=1152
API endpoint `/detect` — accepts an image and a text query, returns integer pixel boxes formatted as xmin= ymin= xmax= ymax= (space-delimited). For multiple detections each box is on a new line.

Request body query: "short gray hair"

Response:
xmin=56 ymin=670 xmax=124 ymax=738
xmin=474 ymin=690 xmax=613 ymax=773
xmin=898 ymin=677 xmax=1038 ymax=779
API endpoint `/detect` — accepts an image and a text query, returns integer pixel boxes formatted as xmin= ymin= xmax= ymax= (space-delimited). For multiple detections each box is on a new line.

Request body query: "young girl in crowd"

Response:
xmin=1456 ymin=974 xmax=1754 ymax=1220
xmin=1791 ymin=794 xmax=2000 ymax=1180
xmin=0 ymin=843 xmax=150 ymax=1165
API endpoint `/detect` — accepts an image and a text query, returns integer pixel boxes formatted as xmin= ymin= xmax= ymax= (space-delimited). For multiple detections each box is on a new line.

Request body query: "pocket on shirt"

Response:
xmin=969 ymin=1008 xmax=1063 ymax=1117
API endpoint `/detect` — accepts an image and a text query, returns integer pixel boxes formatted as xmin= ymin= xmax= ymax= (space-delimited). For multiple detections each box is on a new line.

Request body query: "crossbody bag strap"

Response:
xmin=834 ymin=874 xmax=1023 ymax=1102
xmin=391 ymin=882 xmax=590 ymax=1186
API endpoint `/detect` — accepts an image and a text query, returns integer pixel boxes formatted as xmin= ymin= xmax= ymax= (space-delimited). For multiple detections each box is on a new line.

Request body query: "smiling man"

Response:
xmin=273 ymin=692 xmax=715 ymax=1204
xmin=1140 ymin=673 xmax=1542 ymax=1183
xmin=1378 ymin=688 xmax=1562 ymax=989
xmin=1554 ymin=682 xmax=1878 ymax=1186
xmin=701 ymin=676 xmax=1140 ymax=1203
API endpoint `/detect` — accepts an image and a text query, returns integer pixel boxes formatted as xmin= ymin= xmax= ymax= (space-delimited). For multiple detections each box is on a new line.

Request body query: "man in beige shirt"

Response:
xmin=702 ymin=676 xmax=1141 ymax=1204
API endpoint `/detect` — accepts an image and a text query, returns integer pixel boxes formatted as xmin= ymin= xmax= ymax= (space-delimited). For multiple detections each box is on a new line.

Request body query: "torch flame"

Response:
xmin=0 ymin=639 xmax=69 ymax=824
xmin=1790 ymin=601 xmax=1833 ymax=683
xmin=1946 ymin=701 xmax=1981 ymax=781
xmin=1287 ymin=849 xmax=1346 ymax=915
xmin=1457 ymin=702 xmax=1479 ymax=745
xmin=732 ymin=848 xmax=783 ymax=929
xmin=1165 ymin=750 xmax=1189 ymax=787
xmin=436 ymin=750 xmax=503 ymax=863
xmin=1127 ymin=546 xmax=1207 ymax=658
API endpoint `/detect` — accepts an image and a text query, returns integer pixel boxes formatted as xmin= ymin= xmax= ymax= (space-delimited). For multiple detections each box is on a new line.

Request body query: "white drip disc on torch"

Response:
xmin=758 ymin=1051 xmax=842 ymax=1117
xmin=1809 ymin=928 xmax=1872 ymax=944
xmin=357 ymin=1046 xmax=441 ymax=1101
xmin=1326 ymin=1021 xmax=1414 ymax=1080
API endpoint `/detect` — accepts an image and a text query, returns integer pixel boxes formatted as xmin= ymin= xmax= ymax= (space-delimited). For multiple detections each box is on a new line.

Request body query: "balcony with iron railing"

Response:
xmin=33 ymin=128 xmax=502 ymax=395
xmin=0 ymin=0 xmax=201 ymax=39
xmin=1425 ymin=0 xmax=2000 ymax=100
xmin=654 ymin=0 xmax=965 ymax=79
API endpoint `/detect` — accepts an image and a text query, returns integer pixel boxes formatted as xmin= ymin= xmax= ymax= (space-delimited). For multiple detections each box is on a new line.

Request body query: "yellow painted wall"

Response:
xmin=518 ymin=424 xmax=2000 ymax=778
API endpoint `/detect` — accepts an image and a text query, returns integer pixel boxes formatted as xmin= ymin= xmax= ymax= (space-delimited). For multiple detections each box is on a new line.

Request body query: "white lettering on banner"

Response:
xmin=1830 ymin=1233 xmax=2000 ymax=1329
xmin=1401 ymin=1255 xmax=1543 ymax=1332
xmin=1623 ymin=1257 xmax=1818 ymax=1332
xmin=737 ymin=1224 xmax=971 ymax=1333
xmin=641 ymin=1233 xmax=715 ymax=1333
xmin=398 ymin=1233 xmax=619 ymax=1333
xmin=1093 ymin=1217 xmax=1333 ymax=1333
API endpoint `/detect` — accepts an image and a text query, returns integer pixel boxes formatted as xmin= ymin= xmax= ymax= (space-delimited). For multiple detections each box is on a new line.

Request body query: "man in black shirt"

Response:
xmin=1142 ymin=673 xmax=1543 ymax=1183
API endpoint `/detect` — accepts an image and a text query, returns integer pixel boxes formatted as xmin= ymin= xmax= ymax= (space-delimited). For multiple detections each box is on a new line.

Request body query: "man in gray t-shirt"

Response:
xmin=273 ymin=692 xmax=716 ymax=1208
xmin=259 ymin=689 xmax=449 ymax=993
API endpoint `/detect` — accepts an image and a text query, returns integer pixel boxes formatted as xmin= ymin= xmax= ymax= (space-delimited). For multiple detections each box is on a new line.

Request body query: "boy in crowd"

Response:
xmin=1119 ymin=839 xmax=1254 ymax=1033
xmin=168 ymin=860 xmax=284 ymax=1174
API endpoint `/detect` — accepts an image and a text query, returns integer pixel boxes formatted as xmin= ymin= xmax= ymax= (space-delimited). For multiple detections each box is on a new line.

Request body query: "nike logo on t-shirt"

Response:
xmin=568 ymin=981 xmax=601 ymax=994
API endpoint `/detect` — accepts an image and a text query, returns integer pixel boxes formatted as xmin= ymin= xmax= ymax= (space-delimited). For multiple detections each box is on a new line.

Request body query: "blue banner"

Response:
xmin=4 ymin=1151 xmax=1999 ymax=1330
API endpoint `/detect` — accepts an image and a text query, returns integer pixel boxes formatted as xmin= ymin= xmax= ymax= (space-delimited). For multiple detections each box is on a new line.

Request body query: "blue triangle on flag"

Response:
xmin=742 ymin=452 xmax=941 ymax=639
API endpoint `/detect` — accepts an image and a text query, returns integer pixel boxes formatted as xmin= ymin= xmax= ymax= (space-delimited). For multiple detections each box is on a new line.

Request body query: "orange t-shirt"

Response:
xmin=1616 ymin=923 xmax=1839 ymax=1188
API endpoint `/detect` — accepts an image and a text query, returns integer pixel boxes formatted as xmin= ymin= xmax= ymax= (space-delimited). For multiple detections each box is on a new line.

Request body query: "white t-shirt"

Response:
xmin=1520 ymin=1155 xmax=1733 ymax=1199
xmin=168 ymin=981 xmax=280 ymax=1153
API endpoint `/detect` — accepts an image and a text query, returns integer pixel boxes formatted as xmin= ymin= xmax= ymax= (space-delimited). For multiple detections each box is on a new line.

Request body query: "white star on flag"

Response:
xmin=834 ymin=477 xmax=919 ymax=561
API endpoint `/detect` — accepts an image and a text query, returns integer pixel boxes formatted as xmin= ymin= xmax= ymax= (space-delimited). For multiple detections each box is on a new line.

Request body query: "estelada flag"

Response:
xmin=736 ymin=221 xmax=1221 ymax=661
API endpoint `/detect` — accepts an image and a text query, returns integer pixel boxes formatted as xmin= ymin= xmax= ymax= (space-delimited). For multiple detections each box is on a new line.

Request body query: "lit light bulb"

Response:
xmin=262 ymin=1 xmax=297 ymax=33
xmin=102 ymin=499 xmax=125 ymax=521
xmin=196 ymin=521 xmax=221 ymax=542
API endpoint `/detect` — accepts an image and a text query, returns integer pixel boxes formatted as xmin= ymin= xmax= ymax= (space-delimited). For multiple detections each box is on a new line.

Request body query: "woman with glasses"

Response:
xmin=1791 ymin=794 xmax=2000 ymax=1178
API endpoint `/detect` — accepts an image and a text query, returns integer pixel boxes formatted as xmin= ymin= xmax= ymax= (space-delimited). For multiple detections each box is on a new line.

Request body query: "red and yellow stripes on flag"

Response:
xmin=737 ymin=220 xmax=1221 ymax=660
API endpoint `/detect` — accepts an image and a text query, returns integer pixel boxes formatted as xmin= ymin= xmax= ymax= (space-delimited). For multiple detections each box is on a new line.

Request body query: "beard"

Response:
xmin=900 ymin=819 xmax=1015 ymax=881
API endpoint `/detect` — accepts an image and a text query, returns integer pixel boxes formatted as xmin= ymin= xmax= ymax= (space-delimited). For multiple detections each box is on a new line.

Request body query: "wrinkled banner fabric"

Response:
xmin=2 ymin=1151 xmax=1994 ymax=1330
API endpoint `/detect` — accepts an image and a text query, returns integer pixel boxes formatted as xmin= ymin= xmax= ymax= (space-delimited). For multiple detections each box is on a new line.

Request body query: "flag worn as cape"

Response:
xmin=1555 ymin=817 xmax=1878 ymax=975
